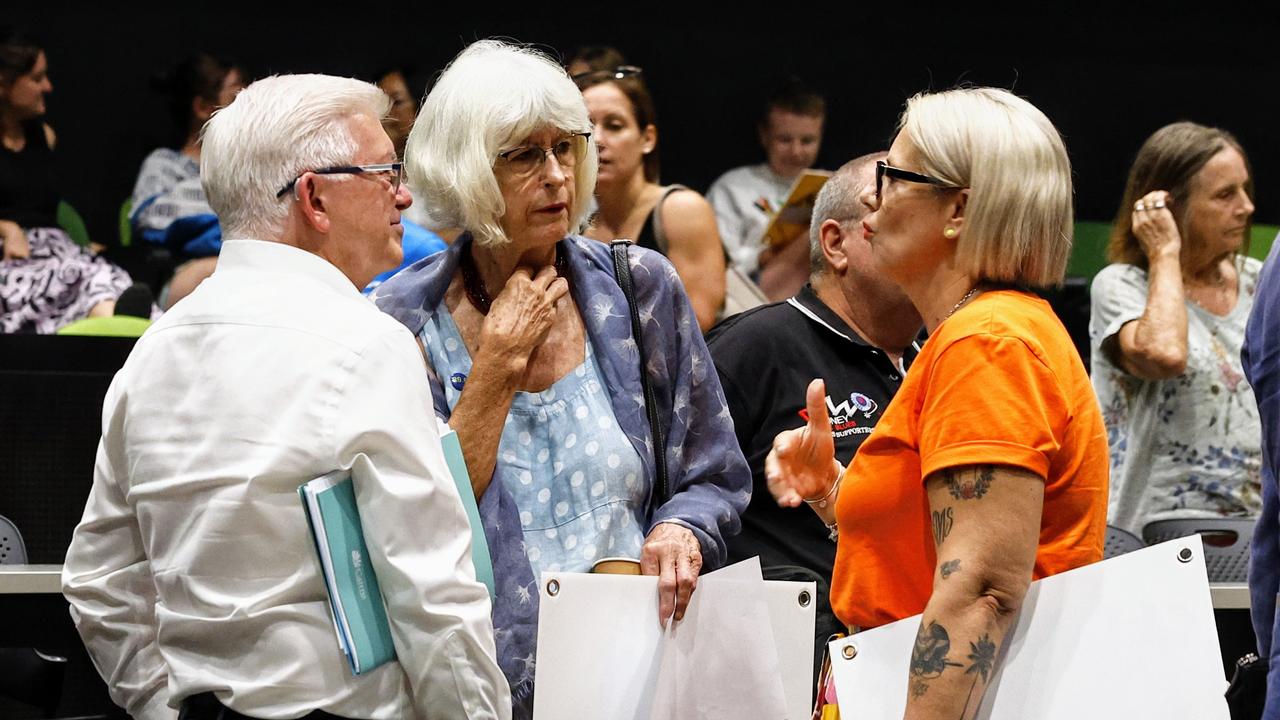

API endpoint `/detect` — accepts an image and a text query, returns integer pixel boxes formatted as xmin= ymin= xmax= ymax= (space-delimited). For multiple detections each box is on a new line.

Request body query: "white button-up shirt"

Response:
xmin=62 ymin=239 xmax=510 ymax=720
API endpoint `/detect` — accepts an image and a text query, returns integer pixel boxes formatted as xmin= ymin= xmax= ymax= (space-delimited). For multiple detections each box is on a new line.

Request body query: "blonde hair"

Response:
xmin=406 ymin=40 xmax=597 ymax=247
xmin=902 ymin=87 xmax=1073 ymax=287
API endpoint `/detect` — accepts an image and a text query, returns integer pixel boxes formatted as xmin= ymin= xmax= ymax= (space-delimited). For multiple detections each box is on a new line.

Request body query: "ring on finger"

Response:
xmin=1134 ymin=202 xmax=1147 ymax=212
xmin=1151 ymin=200 xmax=1166 ymax=209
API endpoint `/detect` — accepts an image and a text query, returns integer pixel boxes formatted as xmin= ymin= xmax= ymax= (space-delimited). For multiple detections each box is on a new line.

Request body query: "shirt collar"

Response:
xmin=787 ymin=284 xmax=872 ymax=347
xmin=217 ymin=239 xmax=362 ymax=298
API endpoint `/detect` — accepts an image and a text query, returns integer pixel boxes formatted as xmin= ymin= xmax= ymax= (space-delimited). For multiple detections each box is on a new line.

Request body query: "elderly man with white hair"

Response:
xmin=62 ymin=74 xmax=510 ymax=720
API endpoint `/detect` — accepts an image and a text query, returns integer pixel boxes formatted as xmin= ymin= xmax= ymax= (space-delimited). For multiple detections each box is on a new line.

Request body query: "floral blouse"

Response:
xmin=1089 ymin=256 xmax=1263 ymax=536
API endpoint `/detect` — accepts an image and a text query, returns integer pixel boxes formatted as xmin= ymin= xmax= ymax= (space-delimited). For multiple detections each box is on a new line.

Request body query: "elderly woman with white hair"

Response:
xmin=768 ymin=87 xmax=1109 ymax=715
xmin=372 ymin=40 xmax=749 ymax=712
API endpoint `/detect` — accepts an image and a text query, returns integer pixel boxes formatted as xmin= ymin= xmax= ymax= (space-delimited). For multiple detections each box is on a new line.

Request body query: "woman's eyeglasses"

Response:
xmin=496 ymin=132 xmax=591 ymax=178
xmin=276 ymin=162 xmax=403 ymax=199
xmin=874 ymin=160 xmax=961 ymax=205
xmin=570 ymin=65 xmax=643 ymax=85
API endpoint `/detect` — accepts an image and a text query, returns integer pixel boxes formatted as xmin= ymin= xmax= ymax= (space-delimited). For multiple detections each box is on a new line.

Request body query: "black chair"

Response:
xmin=0 ymin=648 xmax=69 ymax=718
xmin=1142 ymin=517 xmax=1256 ymax=583
xmin=0 ymin=515 xmax=70 ymax=718
xmin=1103 ymin=524 xmax=1145 ymax=559
xmin=1 ymin=514 xmax=28 ymax=564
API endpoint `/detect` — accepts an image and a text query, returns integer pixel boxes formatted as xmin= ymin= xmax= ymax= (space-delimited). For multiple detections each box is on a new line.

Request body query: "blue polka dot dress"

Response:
xmin=421 ymin=305 xmax=647 ymax=577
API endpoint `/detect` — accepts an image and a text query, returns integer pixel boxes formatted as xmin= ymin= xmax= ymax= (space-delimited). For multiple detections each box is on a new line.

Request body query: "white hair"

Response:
xmin=405 ymin=39 xmax=597 ymax=247
xmin=902 ymin=87 xmax=1073 ymax=287
xmin=200 ymin=74 xmax=390 ymax=241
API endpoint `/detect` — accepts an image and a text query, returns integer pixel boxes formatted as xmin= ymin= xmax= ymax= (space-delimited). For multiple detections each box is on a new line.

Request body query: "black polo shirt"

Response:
xmin=707 ymin=284 xmax=918 ymax=580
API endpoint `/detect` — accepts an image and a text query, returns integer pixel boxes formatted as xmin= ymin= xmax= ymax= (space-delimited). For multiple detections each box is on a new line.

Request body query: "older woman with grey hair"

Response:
xmin=372 ymin=40 xmax=749 ymax=713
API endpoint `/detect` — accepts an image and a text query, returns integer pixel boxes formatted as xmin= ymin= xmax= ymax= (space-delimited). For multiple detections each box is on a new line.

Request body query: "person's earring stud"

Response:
xmin=944 ymin=227 xmax=957 ymax=239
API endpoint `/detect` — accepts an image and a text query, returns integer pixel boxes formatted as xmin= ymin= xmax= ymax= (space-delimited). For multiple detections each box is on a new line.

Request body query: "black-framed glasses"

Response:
xmin=874 ymin=160 xmax=960 ymax=206
xmin=495 ymin=132 xmax=590 ymax=178
xmin=275 ymin=162 xmax=404 ymax=199
xmin=570 ymin=65 xmax=643 ymax=86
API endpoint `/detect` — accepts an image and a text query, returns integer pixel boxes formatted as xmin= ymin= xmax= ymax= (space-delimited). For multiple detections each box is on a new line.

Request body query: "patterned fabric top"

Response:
xmin=422 ymin=308 xmax=647 ymax=576
xmin=129 ymin=148 xmax=221 ymax=255
xmin=371 ymin=233 xmax=750 ymax=705
xmin=1090 ymin=256 xmax=1263 ymax=535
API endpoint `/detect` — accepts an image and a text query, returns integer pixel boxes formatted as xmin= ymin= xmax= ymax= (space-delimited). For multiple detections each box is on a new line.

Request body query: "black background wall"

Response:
xmin=9 ymin=3 xmax=1280 ymax=246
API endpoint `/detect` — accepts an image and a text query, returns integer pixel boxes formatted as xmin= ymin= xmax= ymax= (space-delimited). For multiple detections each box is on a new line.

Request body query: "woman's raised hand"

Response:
xmin=480 ymin=265 xmax=568 ymax=363
xmin=1131 ymin=190 xmax=1181 ymax=262
xmin=765 ymin=378 xmax=840 ymax=508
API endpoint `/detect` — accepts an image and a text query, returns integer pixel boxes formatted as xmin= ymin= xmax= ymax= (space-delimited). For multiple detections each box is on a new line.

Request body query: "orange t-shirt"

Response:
xmin=829 ymin=289 xmax=1108 ymax=630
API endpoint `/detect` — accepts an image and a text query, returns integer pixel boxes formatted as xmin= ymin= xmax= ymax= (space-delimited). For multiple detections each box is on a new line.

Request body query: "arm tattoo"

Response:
xmin=960 ymin=633 xmax=1000 ymax=715
xmin=908 ymin=620 xmax=962 ymax=698
xmin=940 ymin=559 xmax=961 ymax=579
xmin=931 ymin=507 xmax=954 ymax=545
xmin=945 ymin=465 xmax=995 ymax=500
xmin=965 ymin=634 xmax=997 ymax=681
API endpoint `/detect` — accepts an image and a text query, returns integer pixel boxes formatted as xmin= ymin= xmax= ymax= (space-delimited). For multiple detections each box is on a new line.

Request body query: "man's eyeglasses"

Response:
xmin=570 ymin=65 xmax=643 ymax=85
xmin=495 ymin=132 xmax=590 ymax=179
xmin=874 ymin=160 xmax=961 ymax=206
xmin=276 ymin=162 xmax=404 ymax=199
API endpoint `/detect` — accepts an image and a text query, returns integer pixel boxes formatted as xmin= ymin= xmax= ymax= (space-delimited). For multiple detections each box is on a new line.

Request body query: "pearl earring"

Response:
xmin=944 ymin=227 xmax=957 ymax=239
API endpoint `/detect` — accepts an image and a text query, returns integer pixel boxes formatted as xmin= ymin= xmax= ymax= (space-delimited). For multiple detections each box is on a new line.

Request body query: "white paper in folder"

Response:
xmin=532 ymin=557 xmax=817 ymax=719
xmin=829 ymin=537 xmax=1229 ymax=719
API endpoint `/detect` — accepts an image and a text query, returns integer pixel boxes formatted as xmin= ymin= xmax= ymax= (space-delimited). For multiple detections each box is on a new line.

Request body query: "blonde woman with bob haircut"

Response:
xmin=372 ymin=40 xmax=749 ymax=716
xmin=1091 ymin=122 xmax=1260 ymax=538
xmin=767 ymin=86 xmax=1108 ymax=717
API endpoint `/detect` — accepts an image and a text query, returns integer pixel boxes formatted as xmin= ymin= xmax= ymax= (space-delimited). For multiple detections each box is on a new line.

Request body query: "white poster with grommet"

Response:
xmin=533 ymin=557 xmax=816 ymax=719
xmin=829 ymin=537 xmax=1229 ymax=719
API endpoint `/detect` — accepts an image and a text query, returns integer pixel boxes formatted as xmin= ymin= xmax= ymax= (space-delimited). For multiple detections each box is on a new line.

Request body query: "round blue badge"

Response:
xmin=450 ymin=372 xmax=467 ymax=390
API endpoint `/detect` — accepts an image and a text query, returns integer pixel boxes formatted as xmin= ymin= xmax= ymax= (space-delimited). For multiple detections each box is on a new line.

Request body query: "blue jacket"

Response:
xmin=372 ymin=234 xmax=750 ymax=706
xmin=1243 ymin=236 xmax=1280 ymax=719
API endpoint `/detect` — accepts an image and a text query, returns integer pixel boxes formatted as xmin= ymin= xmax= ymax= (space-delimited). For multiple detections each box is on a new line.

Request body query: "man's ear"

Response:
xmin=820 ymin=218 xmax=848 ymax=273
xmin=295 ymin=174 xmax=331 ymax=234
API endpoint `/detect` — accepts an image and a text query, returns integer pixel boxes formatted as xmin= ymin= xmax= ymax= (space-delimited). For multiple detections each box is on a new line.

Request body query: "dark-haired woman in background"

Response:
xmin=2 ymin=28 xmax=133 ymax=332
xmin=1090 ymin=121 xmax=1262 ymax=536
xmin=575 ymin=68 xmax=726 ymax=331
xmin=128 ymin=54 xmax=243 ymax=307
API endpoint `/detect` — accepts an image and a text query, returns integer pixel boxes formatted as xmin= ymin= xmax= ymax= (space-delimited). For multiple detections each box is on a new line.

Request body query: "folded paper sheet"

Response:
xmin=533 ymin=557 xmax=816 ymax=719
xmin=830 ymin=537 xmax=1229 ymax=719
xmin=649 ymin=560 xmax=788 ymax=718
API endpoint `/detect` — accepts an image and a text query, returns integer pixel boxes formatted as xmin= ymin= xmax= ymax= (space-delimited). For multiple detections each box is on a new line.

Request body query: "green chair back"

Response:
xmin=1068 ymin=221 xmax=1113 ymax=280
xmin=56 ymin=316 xmax=151 ymax=337
xmin=1248 ymin=224 xmax=1280 ymax=262
xmin=118 ymin=198 xmax=133 ymax=248
xmin=1067 ymin=220 xmax=1280 ymax=282
xmin=55 ymin=201 xmax=91 ymax=247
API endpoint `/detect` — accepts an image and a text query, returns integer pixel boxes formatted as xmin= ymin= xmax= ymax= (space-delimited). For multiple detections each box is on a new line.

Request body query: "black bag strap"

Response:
xmin=610 ymin=240 xmax=669 ymax=502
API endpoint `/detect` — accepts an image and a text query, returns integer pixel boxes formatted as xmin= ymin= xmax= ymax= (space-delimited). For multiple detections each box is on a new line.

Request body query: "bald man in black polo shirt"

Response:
xmin=706 ymin=152 xmax=922 ymax=658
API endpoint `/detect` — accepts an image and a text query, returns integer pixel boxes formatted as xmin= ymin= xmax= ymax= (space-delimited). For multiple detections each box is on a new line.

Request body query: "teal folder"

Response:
xmin=440 ymin=429 xmax=496 ymax=600
xmin=299 ymin=431 xmax=493 ymax=675
xmin=299 ymin=472 xmax=396 ymax=676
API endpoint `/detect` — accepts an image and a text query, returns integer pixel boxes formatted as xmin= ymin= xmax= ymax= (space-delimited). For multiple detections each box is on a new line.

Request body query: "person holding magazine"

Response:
xmin=62 ymin=74 xmax=509 ymax=720
xmin=372 ymin=40 xmax=750 ymax=718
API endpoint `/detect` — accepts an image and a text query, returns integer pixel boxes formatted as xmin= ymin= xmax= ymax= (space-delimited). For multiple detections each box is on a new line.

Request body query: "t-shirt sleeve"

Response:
xmin=918 ymin=333 xmax=1069 ymax=482
xmin=1089 ymin=264 xmax=1150 ymax=348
